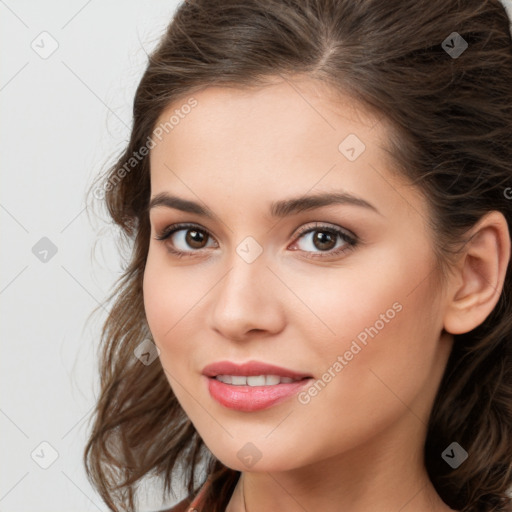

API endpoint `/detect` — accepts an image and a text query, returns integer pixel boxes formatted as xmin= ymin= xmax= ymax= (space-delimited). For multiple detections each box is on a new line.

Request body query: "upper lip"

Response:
xmin=202 ymin=360 xmax=312 ymax=380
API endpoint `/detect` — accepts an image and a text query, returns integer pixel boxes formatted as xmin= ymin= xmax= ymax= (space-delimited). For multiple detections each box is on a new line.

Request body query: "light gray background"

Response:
xmin=0 ymin=1 xmax=183 ymax=511
xmin=1 ymin=1 xmax=511 ymax=511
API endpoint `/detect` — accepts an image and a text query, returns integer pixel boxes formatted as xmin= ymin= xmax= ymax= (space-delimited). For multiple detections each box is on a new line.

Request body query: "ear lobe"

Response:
xmin=443 ymin=211 xmax=511 ymax=335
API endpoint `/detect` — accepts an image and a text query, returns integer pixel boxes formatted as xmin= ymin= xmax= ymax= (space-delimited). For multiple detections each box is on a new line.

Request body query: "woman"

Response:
xmin=84 ymin=0 xmax=512 ymax=511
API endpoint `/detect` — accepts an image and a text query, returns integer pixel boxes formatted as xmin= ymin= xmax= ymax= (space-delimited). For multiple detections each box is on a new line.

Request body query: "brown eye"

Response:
xmin=185 ymin=229 xmax=208 ymax=249
xmin=295 ymin=227 xmax=346 ymax=253
xmin=291 ymin=223 xmax=358 ymax=259
xmin=155 ymin=223 xmax=217 ymax=253
xmin=311 ymin=230 xmax=337 ymax=251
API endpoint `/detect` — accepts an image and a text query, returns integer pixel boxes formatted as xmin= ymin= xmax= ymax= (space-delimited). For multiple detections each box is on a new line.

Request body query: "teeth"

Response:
xmin=247 ymin=375 xmax=266 ymax=386
xmin=215 ymin=374 xmax=299 ymax=386
xmin=216 ymin=375 xmax=232 ymax=384
xmin=263 ymin=375 xmax=280 ymax=385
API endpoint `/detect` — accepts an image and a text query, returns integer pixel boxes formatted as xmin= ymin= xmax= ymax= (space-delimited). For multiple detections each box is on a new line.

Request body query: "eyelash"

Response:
xmin=154 ymin=222 xmax=358 ymax=260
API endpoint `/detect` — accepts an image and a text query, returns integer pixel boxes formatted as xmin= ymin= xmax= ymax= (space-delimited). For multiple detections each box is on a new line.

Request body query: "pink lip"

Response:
xmin=201 ymin=360 xmax=312 ymax=380
xmin=202 ymin=360 xmax=313 ymax=412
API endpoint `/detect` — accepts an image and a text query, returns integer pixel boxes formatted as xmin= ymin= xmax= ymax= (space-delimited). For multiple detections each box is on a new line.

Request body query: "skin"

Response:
xmin=143 ymin=76 xmax=510 ymax=512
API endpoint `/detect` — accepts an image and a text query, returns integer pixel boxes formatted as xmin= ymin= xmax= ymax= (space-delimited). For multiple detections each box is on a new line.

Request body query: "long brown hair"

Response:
xmin=84 ymin=1 xmax=512 ymax=510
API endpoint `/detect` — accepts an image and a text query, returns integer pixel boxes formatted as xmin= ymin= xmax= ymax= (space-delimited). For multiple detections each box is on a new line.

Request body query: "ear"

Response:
xmin=443 ymin=211 xmax=511 ymax=335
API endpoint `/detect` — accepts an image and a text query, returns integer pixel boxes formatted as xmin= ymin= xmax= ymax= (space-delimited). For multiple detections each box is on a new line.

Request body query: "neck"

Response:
xmin=226 ymin=413 xmax=454 ymax=512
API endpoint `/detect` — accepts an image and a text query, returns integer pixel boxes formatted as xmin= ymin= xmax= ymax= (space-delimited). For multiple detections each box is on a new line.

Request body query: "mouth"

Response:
xmin=213 ymin=374 xmax=306 ymax=386
xmin=202 ymin=360 xmax=312 ymax=380
xmin=202 ymin=360 xmax=313 ymax=412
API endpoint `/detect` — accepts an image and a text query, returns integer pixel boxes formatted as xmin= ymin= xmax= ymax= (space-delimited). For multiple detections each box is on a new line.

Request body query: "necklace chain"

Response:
xmin=241 ymin=472 xmax=248 ymax=512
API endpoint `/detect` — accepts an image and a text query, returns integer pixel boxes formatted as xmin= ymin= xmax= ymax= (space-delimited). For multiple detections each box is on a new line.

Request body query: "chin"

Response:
xmin=204 ymin=438 xmax=309 ymax=473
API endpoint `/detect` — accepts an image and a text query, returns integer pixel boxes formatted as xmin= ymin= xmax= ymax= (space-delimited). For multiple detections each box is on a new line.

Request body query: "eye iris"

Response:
xmin=313 ymin=230 xmax=336 ymax=251
xmin=186 ymin=229 xmax=207 ymax=249
xmin=174 ymin=228 xmax=342 ymax=252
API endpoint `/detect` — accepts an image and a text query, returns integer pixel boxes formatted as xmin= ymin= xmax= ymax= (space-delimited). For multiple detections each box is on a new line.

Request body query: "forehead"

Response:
xmin=152 ymin=76 xmax=381 ymax=154
xmin=148 ymin=77 xmax=423 ymax=222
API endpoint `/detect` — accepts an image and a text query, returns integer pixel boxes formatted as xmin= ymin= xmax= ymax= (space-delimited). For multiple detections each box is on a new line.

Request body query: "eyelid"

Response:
xmin=155 ymin=222 xmax=215 ymax=243
xmin=292 ymin=221 xmax=356 ymax=240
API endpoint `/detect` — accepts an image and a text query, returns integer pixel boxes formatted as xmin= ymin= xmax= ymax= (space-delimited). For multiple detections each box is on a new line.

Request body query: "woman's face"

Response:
xmin=144 ymin=77 xmax=454 ymax=472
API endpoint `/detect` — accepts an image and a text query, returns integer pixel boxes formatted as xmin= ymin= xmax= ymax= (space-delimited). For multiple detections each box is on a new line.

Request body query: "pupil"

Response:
xmin=186 ymin=230 xmax=205 ymax=248
xmin=314 ymin=231 xmax=335 ymax=250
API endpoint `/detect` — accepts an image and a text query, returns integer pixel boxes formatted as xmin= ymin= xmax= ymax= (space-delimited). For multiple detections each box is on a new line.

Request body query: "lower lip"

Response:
xmin=205 ymin=376 xmax=312 ymax=412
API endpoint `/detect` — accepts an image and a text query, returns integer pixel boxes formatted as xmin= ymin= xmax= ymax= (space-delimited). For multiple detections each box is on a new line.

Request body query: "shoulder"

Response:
xmin=155 ymin=496 xmax=192 ymax=512
xmin=155 ymin=477 xmax=210 ymax=512
xmin=154 ymin=470 xmax=226 ymax=512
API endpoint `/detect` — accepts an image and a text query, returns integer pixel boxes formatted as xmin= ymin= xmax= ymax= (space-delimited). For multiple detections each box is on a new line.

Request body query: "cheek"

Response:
xmin=297 ymin=249 xmax=442 ymax=430
xmin=143 ymin=250 xmax=191 ymax=358
xmin=281 ymin=244 xmax=434 ymax=363
xmin=143 ymin=248 xmax=205 ymax=342
xmin=298 ymin=241 xmax=437 ymax=375
xmin=142 ymin=251 xmax=207 ymax=411
xmin=142 ymin=247 xmax=225 ymax=398
xmin=143 ymin=253 xmax=169 ymax=341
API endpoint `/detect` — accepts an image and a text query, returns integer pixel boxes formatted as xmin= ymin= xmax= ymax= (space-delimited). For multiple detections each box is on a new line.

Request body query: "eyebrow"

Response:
xmin=148 ymin=190 xmax=381 ymax=218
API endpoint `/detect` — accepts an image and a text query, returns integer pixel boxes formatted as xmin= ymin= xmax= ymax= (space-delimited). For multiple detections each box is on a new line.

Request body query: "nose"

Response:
xmin=208 ymin=251 xmax=286 ymax=342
